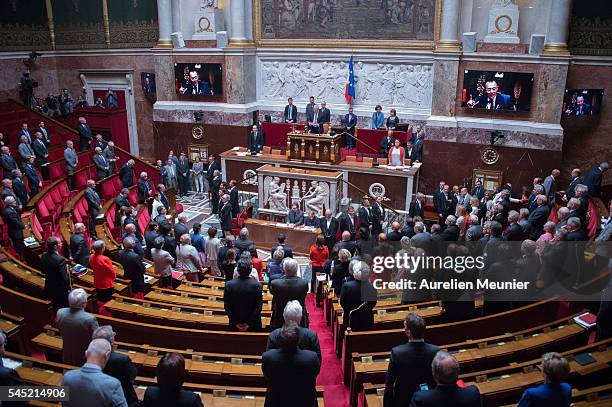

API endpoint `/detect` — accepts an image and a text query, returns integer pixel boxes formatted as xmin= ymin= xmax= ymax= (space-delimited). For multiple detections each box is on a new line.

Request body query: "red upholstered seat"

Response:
xmin=101 ymin=180 xmax=116 ymax=201
xmin=75 ymin=171 xmax=88 ymax=190
xmin=128 ymin=189 xmax=138 ymax=206
xmin=48 ymin=163 xmax=63 ymax=180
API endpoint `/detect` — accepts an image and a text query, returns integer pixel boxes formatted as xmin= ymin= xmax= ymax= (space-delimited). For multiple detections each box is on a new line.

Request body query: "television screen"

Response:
xmin=141 ymin=72 xmax=156 ymax=93
xmin=563 ymin=89 xmax=604 ymax=117
xmin=174 ymin=63 xmax=222 ymax=96
xmin=461 ymin=70 xmax=534 ymax=112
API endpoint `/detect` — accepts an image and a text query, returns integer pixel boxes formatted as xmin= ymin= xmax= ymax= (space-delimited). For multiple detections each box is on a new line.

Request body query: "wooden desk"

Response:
xmin=287 ymin=132 xmax=342 ymax=164
xmin=244 ymin=218 xmax=320 ymax=255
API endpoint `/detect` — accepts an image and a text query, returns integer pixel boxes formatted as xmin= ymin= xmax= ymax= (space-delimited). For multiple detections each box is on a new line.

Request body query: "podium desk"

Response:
xmin=286 ymin=132 xmax=342 ymax=164
xmin=244 ymin=219 xmax=320 ymax=255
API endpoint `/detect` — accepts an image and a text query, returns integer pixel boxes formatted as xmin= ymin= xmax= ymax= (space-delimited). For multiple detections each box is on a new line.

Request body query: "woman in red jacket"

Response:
xmin=387 ymin=138 xmax=405 ymax=166
xmin=90 ymin=240 xmax=117 ymax=302
xmin=309 ymin=234 xmax=329 ymax=292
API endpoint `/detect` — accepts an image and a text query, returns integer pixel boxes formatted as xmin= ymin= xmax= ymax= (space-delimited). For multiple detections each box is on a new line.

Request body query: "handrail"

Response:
xmin=8 ymin=98 xmax=159 ymax=177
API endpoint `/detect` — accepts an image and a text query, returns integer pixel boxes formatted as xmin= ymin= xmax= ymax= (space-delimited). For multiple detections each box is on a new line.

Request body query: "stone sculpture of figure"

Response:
xmin=302 ymin=180 xmax=327 ymax=216
xmin=268 ymin=177 xmax=288 ymax=211
xmin=495 ymin=0 xmax=516 ymax=7
xmin=201 ymin=0 xmax=217 ymax=9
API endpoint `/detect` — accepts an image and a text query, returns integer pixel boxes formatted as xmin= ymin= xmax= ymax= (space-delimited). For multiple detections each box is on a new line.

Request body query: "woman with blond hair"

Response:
xmin=331 ymin=248 xmax=351 ymax=295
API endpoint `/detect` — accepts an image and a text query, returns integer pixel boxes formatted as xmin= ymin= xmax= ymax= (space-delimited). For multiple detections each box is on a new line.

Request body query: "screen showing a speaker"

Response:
xmin=563 ymin=89 xmax=604 ymax=117
xmin=174 ymin=63 xmax=222 ymax=96
xmin=461 ymin=70 xmax=534 ymax=112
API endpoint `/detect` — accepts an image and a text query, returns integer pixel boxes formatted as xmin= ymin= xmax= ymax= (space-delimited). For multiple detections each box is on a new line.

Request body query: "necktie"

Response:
xmin=288 ymin=106 xmax=292 ymax=120
xmin=488 ymin=99 xmax=493 ymax=109
xmin=314 ymin=112 xmax=318 ymax=124
xmin=101 ymin=155 xmax=106 ymax=165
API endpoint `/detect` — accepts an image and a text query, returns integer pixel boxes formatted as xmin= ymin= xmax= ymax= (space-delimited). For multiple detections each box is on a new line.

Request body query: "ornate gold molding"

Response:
xmin=45 ymin=0 xmax=55 ymax=50
xmin=227 ymin=38 xmax=257 ymax=47
xmin=155 ymin=39 xmax=173 ymax=48
xmin=543 ymin=43 xmax=570 ymax=55
xmin=102 ymin=0 xmax=110 ymax=47
xmin=435 ymin=40 xmax=461 ymax=52
xmin=253 ymin=0 xmax=441 ymax=49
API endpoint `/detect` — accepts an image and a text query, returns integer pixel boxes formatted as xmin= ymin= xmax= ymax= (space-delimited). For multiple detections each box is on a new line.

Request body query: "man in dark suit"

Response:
xmin=117 ymin=236 xmax=146 ymax=298
xmin=219 ymin=194 xmax=233 ymax=238
xmin=210 ymin=170 xmax=222 ymax=214
xmin=339 ymin=262 xmax=377 ymax=332
xmin=114 ymin=188 xmax=132 ymax=225
xmin=287 ymin=203 xmax=304 ymax=226
xmin=371 ymin=195 xmax=385 ymax=240
xmin=266 ymin=300 xmax=321 ymax=361
xmin=0 ymin=330 xmax=25 ymax=387
xmin=466 ymin=80 xmax=512 ymax=110
xmin=409 ymin=193 xmax=425 ymax=218
xmin=412 ymin=131 xmax=424 ymax=162
xmin=137 ymin=172 xmax=152 ymax=205
xmin=11 ymin=170 xmax=29 ymax=206
xmin=92 ymin=147 xmax=110 ymax=180
xmin=41 ymin=236 xmax=70 ymax=309
xmin=284 ymin=97 xmax=298 ymax=123
xmin=234 ymin=227 xmax=255 ymax=255
xmin=342 ymin=107 xmax=358 ymax=149
xmin=77 ymin=116 xmax=93 ymax=151
xmin=205 ymin=154 xmax=218 ymax=188
xmin=93 ymin=134 xmax=107 ymax=151
xmin=334 ymin=231 xmax=359 ymax=257
xmin=433 ymin=184 xmax=450 ymax=226
xmin=528 ymin=195 xmax=550 ymax=240
xmin=305 ymin=96 xmax=316 ymax=123
xmin=584 ymin=162 xmax=608 ymax=198
xmin=17 ymin=122 xmax=32 ymax=144
xmin=70 ymin=223 xmax=91 ymax=267
xmin=320 ymin=209 xmax=339 ymax=253
xmin=563 ymin=168 xmax=582 ymax=201
xmin=440 ymin=215 xmax=459 ymax=241
xmin=270 ymin=258 xmax=309 ymax=329
xmin=384 ymin=314 xmax=440 ymax=407
xmin=174 ymin=213 xmax=189 ymax=240
xmin=405 ymin=141 xmax=418 ymax=163
xmin=1 ymin=147 xmax=18 ymax=179
xmin=102 ymin=141 xmax=118 ymax=174
xmin=84 ymin=180 xmax=101 ymax=238
xmin=262 ymin=325 xmax=320 ymax=407
xmin=543 ymin=169 xmax=560 ymax=207
xmin=247 ymin=124 xmax=264 ymax=154
xmin=339 ymin=206 xmax=358 ymax=241
xmin=142 ymin=353 xmax=203 ymax=407
xmin=2 ymin=196 xmax=25 ymax=258
xmin=308 ymin=106 xmax=323 ymax=133
xmin=37 ymin=120 xmax=51 ymax=144
xmin=409 ymin=351 xmax=481 ymax=407
xmin=119 ymin=159 xmax=135 ymax=188
xmin=32 ymin=132 xmax=48 ymax=168
xmin=380 ymin=130 xmax=395 ymax=158
xmin=271 ymin=233 xmax=293 ymax=259
xmin=502 ymin=210 xmax=523 ymax=242
xmin=387 ymin=222 xmax=403 ymax=242
xmin=184 ymin=70 xmax=211 ymax=95
xmin=318 ymin=101 xmax=330 ymax=124
xmin=229 ymin=179 xmax=240 ymax=217
xmin=358 ymin=197 xmax=373 ymax=238
xmin=23 ymin=157 xmax=41 ymax=197
xmin=470 ymin=180 xmax=485 ymax=201
xmin=176 ymin=153 xmax=190 ymax=197
xmin=573 ymin=95 xmax=592 ymax=116
xmin=224 ymin=257 xmax=263 ymax=331
xmin=92 ymin=325 xmax=139 ymax=406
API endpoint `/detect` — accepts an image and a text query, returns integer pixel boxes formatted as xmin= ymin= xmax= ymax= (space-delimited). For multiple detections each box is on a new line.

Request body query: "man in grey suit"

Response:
xmin=305 ymin=96 xmax=316 ymax=123
xmin=64 ymin=140 xmax=78 ymax=190
xmin=410 ymin=222 xmax=431 ymax=252
xmin=84 ymin=179 xmax=102 ymax=239
xmin=162 ymin=158 xmax=178 ymax=190
xmin=286 ymin=203 xmax=304 ymax=226
xmin=56 ymin=288 xmax=99 ymax=366
xmin=543 ymin=169 xmax=560 ymax=207
xmin=17 ymin=135 xmax=35 ymax=163
xmin=93 ymin=147 xmax=110 ymax=179
xmin=102 ymin=141 xmax=118 ymax=174
xmin=61 ymin=338 xmax=127 ymax=407
xmin=270 ymin=258 xmax=309 ymax=329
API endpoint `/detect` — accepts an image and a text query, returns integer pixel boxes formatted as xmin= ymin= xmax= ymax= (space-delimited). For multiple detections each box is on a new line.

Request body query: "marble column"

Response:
xmin=229 ymin=0 xmax=248 ymax=46
xmin=544 ymin=0 xmax=572 ymax=54
xmin=437 ymin=0 xmax=461 ymax=51
xmin=156 ymin=0 xmax=173 ymax=48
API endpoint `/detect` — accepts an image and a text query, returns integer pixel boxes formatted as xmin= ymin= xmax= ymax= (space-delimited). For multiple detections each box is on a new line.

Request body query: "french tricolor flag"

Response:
xmin=345 ymin=56 xmax=355 ymax=104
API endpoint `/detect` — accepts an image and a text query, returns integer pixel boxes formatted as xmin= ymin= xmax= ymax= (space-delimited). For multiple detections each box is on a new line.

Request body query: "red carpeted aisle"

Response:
xmin=306 ymin=293 xmax=349 ymax=407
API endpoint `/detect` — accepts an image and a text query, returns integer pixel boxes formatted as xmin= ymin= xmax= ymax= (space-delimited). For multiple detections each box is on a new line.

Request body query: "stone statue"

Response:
xmin=201 ymin=0 xmax=217 ymax=9
xmin=302 ymin=181 xmax=328 ymax=216
xmin=267 ymin=177 xmax=288 ymax=211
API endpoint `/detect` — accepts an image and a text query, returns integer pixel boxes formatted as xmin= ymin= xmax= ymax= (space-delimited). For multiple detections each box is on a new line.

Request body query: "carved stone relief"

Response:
xmin=259 ymin=60 xmax=433 ymax=108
